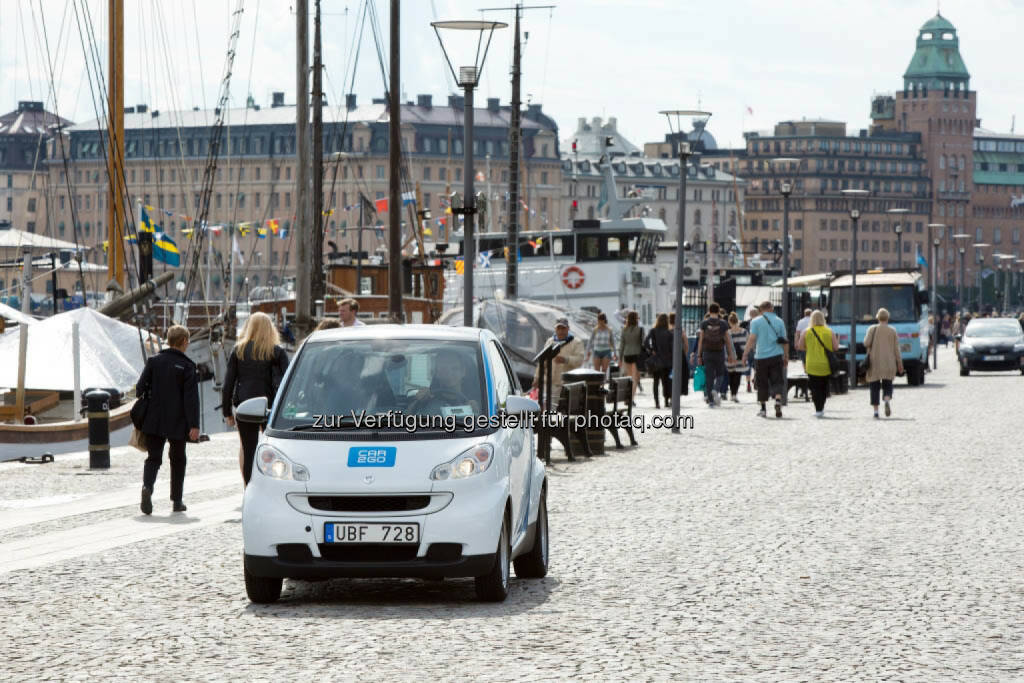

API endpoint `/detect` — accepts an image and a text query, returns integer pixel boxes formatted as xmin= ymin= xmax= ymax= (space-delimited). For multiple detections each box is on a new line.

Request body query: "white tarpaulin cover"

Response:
xmin=0 ymin=302 xmax=36 ymax=326
xmin=0 ymin=307 xmax=154 ymax=392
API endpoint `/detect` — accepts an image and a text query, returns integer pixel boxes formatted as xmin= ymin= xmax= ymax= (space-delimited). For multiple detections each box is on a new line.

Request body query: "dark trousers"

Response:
xmin=238 ymin=421 xmax=263 ymax=485
xmin=869 ymin=379 xmax=894 ymax=406
xmin=702 ymin=351 xmax=727 ymax=400
xmin=728 ymin=372 xmax=742 ymax=397
xmin=143 ymin=435 xmax=186 ymax=502
xmin=651 ymin=367 xmax=671 ymax=403
xmin=808 ymin=374 xmax=830 ymax=412
xmin=755 ymin=355 xmax=785 ymax=404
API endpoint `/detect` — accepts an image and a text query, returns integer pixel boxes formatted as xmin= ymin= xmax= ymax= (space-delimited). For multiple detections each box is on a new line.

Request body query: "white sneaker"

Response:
xmin=713 ymin=391 xmax=722 ymax=407
xmin=814 ymin=411 xmax=824 ymax=418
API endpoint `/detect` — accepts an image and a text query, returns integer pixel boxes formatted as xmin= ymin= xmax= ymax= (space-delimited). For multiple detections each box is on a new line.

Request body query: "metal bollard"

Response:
xmin=86 ymin=389 xmax=111 ymax=470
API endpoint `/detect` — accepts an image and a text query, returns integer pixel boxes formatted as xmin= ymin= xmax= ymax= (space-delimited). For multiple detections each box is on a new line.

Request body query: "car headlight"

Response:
xmin=430 ymin=444 xmax=494 ymax=481
xmin=256 ymin=444 xmax=309 ymax=481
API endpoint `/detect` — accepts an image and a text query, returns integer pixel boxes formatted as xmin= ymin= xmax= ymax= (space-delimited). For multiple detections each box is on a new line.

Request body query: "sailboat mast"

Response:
xmin=387 ymin=0 xmax=402 ymax=322
xmin=294 ymin=0 xmax=312 ymax=334
xmin=506 ymin=5 xmax=522 ymax=300
xmin=106 ymin=0 xmax=125 ymax=291
xmin=311 ymin=0 xmax=325 ymax=308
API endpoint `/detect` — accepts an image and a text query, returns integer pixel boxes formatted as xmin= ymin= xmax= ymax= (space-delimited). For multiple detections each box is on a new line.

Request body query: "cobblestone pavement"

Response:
xmin=2 ymin=346 xmax=1023 ymax=680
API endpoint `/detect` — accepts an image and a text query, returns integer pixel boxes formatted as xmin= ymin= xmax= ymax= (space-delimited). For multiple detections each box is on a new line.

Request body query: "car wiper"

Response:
xmin=289 ymin=423 xmax=319 ymax=431
xmin=288 ymin=416 xmax=361 ymax=431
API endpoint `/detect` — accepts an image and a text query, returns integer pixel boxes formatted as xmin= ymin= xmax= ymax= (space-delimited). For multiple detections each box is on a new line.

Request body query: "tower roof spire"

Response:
xmin=903 ymin=13 xmax=969 ymax=90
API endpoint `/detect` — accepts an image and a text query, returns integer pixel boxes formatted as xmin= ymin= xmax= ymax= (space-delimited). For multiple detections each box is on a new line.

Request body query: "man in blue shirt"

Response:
xmin=741 ymin=300 xmax=789 ymax=418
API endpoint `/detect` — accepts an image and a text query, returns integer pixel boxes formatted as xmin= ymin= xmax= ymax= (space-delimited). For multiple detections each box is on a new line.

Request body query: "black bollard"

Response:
xmin=86 ymin=389 xmax=111 ymax=470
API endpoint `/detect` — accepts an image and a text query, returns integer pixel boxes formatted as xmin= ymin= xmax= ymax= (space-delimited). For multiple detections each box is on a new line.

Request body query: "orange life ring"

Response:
xmin=561 ymin=265 xmax=585 ymax=289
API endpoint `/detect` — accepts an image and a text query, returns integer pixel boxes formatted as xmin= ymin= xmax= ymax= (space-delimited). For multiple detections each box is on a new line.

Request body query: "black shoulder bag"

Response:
xmin=809 ymin=327 xmax=840 ymax=376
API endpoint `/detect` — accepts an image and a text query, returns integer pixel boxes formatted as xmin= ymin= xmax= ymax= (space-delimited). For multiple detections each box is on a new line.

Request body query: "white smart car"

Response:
xmin=237 ymin=325 xmax=548 ymax=603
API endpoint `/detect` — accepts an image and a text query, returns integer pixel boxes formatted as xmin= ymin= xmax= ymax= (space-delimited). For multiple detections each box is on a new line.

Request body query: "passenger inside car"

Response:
xmin=407 ymin=348 xmax=481 ymax=415
xmin=320 ymin=351 xmax=396 ymax=415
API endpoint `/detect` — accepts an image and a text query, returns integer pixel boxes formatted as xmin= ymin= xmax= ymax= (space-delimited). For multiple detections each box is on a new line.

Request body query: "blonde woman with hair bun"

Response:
xmin=222 ymin=312 xmax=290 ymax=484
xmin=864 ymin=307 xmax=904 ymax=419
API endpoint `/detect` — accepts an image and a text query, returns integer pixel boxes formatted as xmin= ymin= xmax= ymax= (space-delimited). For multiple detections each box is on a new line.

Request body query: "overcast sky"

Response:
xmin=2 ymin=0 xmax=1022 ymax=151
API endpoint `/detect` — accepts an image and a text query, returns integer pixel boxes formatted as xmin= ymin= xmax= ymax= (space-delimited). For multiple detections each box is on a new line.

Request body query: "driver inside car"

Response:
xmin=407 ymin=349 xmax=479 ymax=415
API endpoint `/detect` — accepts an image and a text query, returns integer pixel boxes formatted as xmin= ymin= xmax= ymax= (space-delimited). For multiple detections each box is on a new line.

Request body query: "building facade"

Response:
xmin=38 ymin=93 xmax=561 ymax=299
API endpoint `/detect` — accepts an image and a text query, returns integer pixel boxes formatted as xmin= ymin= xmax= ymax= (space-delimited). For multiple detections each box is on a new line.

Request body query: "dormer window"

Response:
xmin=921 ymin=32 xmax=933 ymax=39
xmin=942 ymin=32 xmax=954 ymax=40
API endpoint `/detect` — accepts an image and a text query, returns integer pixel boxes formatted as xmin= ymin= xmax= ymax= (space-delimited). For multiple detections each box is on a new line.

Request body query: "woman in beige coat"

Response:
xmin=864 ymin=307 xmax=904 ymax=419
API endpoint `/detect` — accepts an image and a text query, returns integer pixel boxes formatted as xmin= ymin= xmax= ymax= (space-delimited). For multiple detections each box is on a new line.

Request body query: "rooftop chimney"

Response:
xmin=487 ymin=97 xmax=500 ymax=113
xmin=448 ymin=95 xmax=465 ymax=109
xmin=136 ymin=104 xmax=148 ymax=114
xmin=417 ymin=94 xmax=432 ymax=108
xmin=271 ymin=91 xmax=285 ymax=108
xmin=346 ymin=93 xmax=357 ymax=110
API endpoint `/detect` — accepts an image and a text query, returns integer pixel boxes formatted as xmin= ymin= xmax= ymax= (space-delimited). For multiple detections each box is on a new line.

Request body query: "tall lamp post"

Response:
xmin=952 ymin=232 xmax=969 ymax=310
xmin=973 ymin=243 xmax=990 ymax=312
xmin=661 ymin=109 xmax=711 ymax=434
xmin=887 ymin=207 xmax=909 ymax=268
xmin=841 ymin=189 xmax=869 ymax=385
xmin=772 ymin=157 xmax=799 ymax=405
xmin=997 ymin=254 xmax=1014 ymax=313
xmin=432 ymin=20 xmax=507 ymax=327
xmin=930 ymin=231 xmax=943 ymax=369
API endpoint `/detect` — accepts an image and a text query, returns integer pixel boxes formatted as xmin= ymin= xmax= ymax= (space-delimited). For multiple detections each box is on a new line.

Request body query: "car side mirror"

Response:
xmin=505 ymin=395 xmax=540 ymax=415
xmin=236 ymin=396 xmax=269 ymax=424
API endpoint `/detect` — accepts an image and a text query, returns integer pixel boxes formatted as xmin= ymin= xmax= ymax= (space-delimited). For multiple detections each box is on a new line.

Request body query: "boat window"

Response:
xmin=578 ymin=233 xmax=633 ymax=262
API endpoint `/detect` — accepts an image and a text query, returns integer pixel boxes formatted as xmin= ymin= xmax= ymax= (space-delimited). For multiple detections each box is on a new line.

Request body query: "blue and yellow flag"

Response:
xmin=154 ymin=232 xmax=181 ymax=267
xmin=140 ymin=206 xmax=158 ymax=233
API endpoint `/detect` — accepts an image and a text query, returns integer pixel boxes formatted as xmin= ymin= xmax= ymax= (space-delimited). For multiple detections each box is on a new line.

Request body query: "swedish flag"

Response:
xmin=154 ymin=232 xmax=181 ymax=266
xmin=140 ymin=206 xmax=157 ymax=233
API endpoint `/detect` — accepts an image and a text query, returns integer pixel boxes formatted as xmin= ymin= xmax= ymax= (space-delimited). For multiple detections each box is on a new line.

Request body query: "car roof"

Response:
xmin=307 ymin=324 xmax=486 ymax=344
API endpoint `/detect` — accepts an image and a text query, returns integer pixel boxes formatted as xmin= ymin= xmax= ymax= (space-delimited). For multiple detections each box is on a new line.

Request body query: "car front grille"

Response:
xmin=318 ymin=544 xmax=419 ymax=562
xmin=307 ymin=495 xmax=432 ymax=513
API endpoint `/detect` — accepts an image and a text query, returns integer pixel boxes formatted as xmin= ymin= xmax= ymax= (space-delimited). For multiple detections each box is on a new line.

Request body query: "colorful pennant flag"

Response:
xmin=375 ymin=197 xmax=388 ymax=213
xmin=267 ymin=219 xmax=280 ymax=235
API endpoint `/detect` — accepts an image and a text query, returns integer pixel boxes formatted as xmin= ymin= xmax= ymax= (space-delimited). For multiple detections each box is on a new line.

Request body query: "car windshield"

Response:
xmin=272 ymin=338 xmax=487 ymax=431
xmin=830 ymin=285 xmax=916 ymax=324
xmin=965 ymin=321 xmax=1022 ymax=338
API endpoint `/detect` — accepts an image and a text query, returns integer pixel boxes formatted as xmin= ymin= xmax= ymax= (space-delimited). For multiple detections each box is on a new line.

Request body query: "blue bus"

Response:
xmin=826 ymin=270 xmax=930 ymax=385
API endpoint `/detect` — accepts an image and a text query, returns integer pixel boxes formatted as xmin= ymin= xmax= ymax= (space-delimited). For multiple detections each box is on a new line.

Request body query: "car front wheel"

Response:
xmin=245 ymin=565 xmax=283 ymax=604
xmin=475 ymin=512 xmax=510 ymax=602
xmin=514 ymin=489 xmax=549 ymax=579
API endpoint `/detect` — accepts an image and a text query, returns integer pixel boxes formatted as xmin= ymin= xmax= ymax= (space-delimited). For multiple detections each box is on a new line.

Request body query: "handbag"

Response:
xmin=693 ymin=365 xmax=706 ymax=392
xmin=809 ymin=327 xmax=840 ymax=376
xmin=764 ymin=316 xmax=788 ymax=345
xmin=130 ymin=393 xmax=149 ymax=430
xmin=129 ymin=426 xmax=147 ymax=452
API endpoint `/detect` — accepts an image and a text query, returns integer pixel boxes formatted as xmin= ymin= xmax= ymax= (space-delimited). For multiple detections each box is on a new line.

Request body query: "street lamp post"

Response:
xmin=661 ymin=109 xmax=711 ymax=433
xmin=952 ymin=232 xmax=969 ymax=310
xmin=973 ymin=243 xmax=990 ymax=312
xmin=432 ymin=20 xmax=507 ymax=327
xmin=887 ymin=208 xmax=908 ymax=268
xmin=842 ymin=189 xmax=869 ymax=386
xmin=996 ymin=254 xmax=1014 ymax=313
xmin=772 ymin=157 xmax=799 ymax=405
xmin=930 ymin=232 xmax=942 ymax=369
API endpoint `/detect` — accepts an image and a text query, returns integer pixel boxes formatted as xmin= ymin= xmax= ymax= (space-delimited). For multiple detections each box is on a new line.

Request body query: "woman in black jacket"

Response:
xmin=223 ymin=312 xmax=290 ymax=485
xmin=644 ymin=313 xmax=674 ymax=409
xmin=136 ymin=325 xmax=200 ymax=514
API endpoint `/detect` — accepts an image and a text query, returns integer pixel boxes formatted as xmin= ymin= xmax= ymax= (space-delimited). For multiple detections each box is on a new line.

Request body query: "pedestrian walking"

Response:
xmin=136 ymin=325 xmax=200 ymax=515
xmin=726 ymin=312 xmax=749 ymax=402
xmin=864 ymin=307 xmax=904 ymax=419
xmin=743 ymin=309 xmax=759 ymax=393
xmin=941 ymin=314 xmax=952 ymax=346
xmin=585 ymin=312 xmax=617 ymax=375
xmin=618 ymin=311 xmax=645 ymax=404
xmin=741 ymin=301 xmax=789 ymax=418
xmin=794 ymin=308 xmax=813 ymax=348
xmin=695 ymin=303 xmax=734 ymax=407
xmin=223 ymin=312 xmax=290 ymax=486
xmin=795 ymin=310 xmax=838 ymax=417
xmin=338 ymin=298 xmax=366 ymax=327
xmin=644 ymin=313 xmax=673 ymax=408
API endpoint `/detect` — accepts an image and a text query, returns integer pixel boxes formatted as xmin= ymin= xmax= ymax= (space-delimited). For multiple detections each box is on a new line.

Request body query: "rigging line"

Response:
xmin=192 ymin=0 xmax=209 ymax=112
xmin=538 ymin=7 xmax=554 ymax=105
xmin=75 ymin=0 xmax=145 ymax=298
xmin=31 ymin=0 xmax=87 ymax=301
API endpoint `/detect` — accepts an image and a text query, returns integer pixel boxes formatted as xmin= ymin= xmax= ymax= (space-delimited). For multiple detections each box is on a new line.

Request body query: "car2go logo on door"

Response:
xmin=347 ymin=446 xmax=396 ymax=467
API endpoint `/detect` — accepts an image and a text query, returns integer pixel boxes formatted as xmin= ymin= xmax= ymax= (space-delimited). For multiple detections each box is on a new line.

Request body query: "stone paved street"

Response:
xmin=2 ymin=346 xmax=1023 ymax=680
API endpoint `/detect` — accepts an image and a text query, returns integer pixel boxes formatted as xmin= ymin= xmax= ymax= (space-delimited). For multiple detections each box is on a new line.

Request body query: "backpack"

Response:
xmin=702 ymin=319 xmax=725 ymax=351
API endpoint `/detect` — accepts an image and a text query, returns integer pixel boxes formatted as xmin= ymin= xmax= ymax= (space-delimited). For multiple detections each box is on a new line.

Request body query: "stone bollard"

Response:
xmin=86 ymin=389 xmax=111 ymax=470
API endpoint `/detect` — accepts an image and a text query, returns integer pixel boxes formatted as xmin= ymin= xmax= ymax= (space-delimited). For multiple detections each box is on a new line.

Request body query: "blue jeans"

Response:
xmin=702 ymin=351 xmax=728 ymax=400
xmin=869 ymin=379 xmax=894 ymax=406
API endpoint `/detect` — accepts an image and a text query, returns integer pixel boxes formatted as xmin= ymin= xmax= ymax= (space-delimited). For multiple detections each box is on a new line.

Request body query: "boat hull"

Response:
xmin=0 ymin=400 xmax=135 ymax=445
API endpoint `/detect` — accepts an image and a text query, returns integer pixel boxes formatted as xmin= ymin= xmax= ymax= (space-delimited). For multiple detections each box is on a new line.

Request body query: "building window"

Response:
xmin=285 ymin=192 xmax=291 ymax=208
xmin=378 ymin=166 xmax=386 ymax=179
xmin=423 ymin=166 xmax=431 ymax=181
